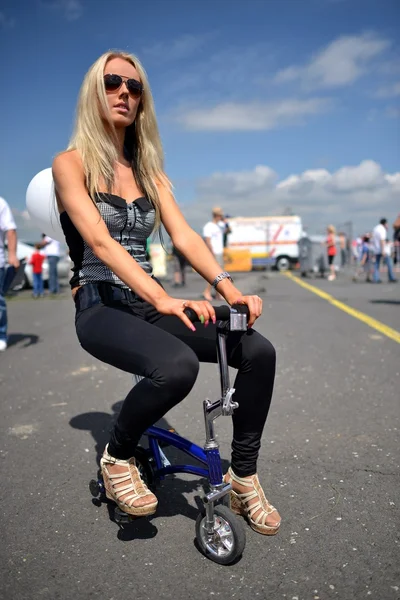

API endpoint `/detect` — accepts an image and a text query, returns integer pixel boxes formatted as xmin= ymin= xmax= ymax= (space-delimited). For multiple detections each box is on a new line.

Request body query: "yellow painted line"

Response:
xmin=284 ymin=272 xmax=400 ymax=344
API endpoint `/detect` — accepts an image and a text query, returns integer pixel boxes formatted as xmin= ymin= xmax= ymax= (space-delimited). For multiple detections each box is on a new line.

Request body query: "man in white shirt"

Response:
xmin=372 ymin=218 xmax=397 ymax=283
xmin=0 ymin=196 xmax=19 ymax=351
xmin=202 ymin=207 xmax=225 ymax=301
xmin=41 ymin=234 xmax=61 ymax=294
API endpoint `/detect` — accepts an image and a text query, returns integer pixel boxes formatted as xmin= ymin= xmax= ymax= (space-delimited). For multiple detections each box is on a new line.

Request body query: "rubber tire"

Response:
xmin=276 ymin=256 xmax=291 ymax=272
xmin=195 ymin=504 xmax=246 ymax=565
xmin=89 ymin=479 xmax=100 ymax=497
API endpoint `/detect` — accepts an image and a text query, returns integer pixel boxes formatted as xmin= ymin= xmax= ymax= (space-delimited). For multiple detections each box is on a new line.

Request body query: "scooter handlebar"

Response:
xmin=184 ymin=303 xmax=249 ymax=330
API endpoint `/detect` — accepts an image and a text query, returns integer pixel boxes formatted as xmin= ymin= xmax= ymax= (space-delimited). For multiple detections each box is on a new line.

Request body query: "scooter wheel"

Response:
xmin=195 ymin=504 xmax=246 ymax=565
xmin=89 ymin=479 xmax=100 ymax=497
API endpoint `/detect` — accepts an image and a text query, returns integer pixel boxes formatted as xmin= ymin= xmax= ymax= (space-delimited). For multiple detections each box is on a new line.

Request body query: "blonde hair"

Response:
xmin=327 ymin=225 xmax=336 ymax=234
xmin=67 ymin=50 xmax=171 ymax=230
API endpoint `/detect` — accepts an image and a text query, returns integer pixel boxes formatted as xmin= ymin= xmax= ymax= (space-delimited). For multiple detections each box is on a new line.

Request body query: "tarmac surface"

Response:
xmin=1 ymin=267 xmax=399 ymax=600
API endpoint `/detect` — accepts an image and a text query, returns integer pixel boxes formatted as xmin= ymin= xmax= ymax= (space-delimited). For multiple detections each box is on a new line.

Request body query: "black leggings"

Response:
xmin=74 ymin=283 xmax=276 ymax=477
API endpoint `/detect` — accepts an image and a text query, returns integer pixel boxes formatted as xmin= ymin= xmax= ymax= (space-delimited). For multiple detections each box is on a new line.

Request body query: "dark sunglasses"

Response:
xmin=103 ymin=73 xmax=143 ymax=98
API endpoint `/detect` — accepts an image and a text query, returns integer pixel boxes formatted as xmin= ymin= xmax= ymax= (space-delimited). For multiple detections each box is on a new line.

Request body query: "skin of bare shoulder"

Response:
xmin=53 ymin=150 xmax=85 ymax=213
xmin=52 ymin=149 xmax=114 ymax=256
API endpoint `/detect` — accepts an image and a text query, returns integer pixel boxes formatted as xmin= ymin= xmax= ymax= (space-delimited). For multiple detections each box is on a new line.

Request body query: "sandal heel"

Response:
xmin=230 ymin=491 xmax=245 ymax=516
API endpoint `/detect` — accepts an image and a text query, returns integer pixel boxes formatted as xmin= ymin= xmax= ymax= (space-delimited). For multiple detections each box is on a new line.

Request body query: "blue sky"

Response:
xmin=0 ymin=0 xmax=399 ymax=237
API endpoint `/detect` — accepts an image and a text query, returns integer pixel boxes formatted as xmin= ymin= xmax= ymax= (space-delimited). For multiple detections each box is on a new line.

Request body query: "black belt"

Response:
xmin=74 ymin=282 xmax=141 ymax=312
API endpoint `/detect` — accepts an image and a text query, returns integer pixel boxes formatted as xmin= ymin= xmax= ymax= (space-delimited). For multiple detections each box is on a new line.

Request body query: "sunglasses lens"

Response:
xmin=104 ymin=74 xmax=122 ymax=90
xmin=127 ymin=80 xmax=143 ymax=97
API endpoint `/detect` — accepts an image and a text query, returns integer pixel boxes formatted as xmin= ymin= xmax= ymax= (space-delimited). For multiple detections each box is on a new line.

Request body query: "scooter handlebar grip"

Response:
xmin=184 ymin=303 xmax=249 ymax=323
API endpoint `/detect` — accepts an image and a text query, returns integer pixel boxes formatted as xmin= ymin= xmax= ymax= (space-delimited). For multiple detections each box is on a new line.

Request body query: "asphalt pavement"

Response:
xmin=1 ymin=268 xmax=399 ymax=600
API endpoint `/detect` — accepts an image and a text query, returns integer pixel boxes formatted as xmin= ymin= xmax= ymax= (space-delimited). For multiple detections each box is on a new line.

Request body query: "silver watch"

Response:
xmin=211 ymin=271 xmax=233 ymax=289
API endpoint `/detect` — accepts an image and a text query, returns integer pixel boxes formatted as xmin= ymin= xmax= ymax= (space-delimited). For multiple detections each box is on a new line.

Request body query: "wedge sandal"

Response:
xmin=100 ymin=444 xmax=158 ymax=517
xmin=224 ymin=467 xmax=281 ymax=535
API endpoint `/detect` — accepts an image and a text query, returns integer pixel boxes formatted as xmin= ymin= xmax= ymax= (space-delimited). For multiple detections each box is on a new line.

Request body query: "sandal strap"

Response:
xmin=115 ymin=488 xmax=153 ymax=505
xmin=107 ymin=472 xmax=131 ymax=483
xmin=235 ymin=490 xmax=258 ymax=503
xmin=112 ymin=482 xmax=135 ymax=494
xmin=228 ymin=467 xmax=255 ymax=487
xmin=101 ymin=446 xmax=136 ymax=467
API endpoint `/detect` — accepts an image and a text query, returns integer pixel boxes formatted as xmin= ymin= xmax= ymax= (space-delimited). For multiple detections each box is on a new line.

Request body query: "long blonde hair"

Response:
xmin=67 ymin=50 xmax=170 ymax=229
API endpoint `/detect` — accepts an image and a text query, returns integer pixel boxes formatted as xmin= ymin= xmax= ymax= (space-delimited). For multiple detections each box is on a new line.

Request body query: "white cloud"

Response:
xmin=41 ymin=0 xmax=83 ymax=21
xmin=179 ymin=160 xmax=399 ymax=233
xmin=141 ymin=33 xmax=214 ymax=64
xmin=328 ymin=160 xmax=386 ymax=192
xmin=176 ymin=97 xmax=332 ymax=131
xmin=274 ymin=33 xmax=390 ymax=89
xmin=374 ymin=81 xmax=400 ymax=98
xmin=199 ymin=166 xmax=277 ymax=195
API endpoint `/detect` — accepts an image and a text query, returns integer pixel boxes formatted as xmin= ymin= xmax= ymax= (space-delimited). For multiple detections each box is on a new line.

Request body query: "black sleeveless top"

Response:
xmin=60 ymin=193 xmax=155 ymax=289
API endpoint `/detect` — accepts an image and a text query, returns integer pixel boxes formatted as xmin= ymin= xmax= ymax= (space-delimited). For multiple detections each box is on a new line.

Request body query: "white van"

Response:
xmin=227 ymin=215 xmax=303 ymax=271
xmin=11 ymin=241 xmax=71 ymax=288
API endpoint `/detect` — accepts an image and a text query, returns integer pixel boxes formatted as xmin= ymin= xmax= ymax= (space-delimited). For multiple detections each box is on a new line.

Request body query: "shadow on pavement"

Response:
xmin=70 ymin=399 xmax=230 ymax=540
xmin=7 ymin=333 xmax=40 ymax=347
xmin=369 ymin=299 xmax=400 ymax=305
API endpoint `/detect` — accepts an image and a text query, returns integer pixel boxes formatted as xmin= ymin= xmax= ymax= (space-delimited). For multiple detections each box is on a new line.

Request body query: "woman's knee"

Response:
xmin=241 ymin=332 xmax=276 ymax=373
xmin=151 ymin=348 xmax=200 ymax=396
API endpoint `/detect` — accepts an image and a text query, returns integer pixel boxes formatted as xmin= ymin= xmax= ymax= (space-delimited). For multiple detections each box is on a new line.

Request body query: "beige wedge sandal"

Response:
xmin=224 ymin=467 xmax=281 ymax=535
xmin=100 ymin=445 xmax=158 ymax=517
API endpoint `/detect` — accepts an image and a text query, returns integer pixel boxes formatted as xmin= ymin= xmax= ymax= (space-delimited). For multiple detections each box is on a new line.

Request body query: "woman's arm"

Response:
xmin=53 ymin=152 xmax=173 ymax=307
xmin=158 ymin=183 xmax=245 ymax=306
xmin=53 ymin=153 xmax=217 ymax=329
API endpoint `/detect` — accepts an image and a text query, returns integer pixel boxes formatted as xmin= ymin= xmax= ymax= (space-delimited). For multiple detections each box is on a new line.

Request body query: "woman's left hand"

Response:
xmin=228 ymin=294 xmax=263 ymax=328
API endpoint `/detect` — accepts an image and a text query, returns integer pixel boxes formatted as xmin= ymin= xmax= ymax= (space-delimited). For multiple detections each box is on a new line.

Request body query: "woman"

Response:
xmin=52 ymin=51 xmax=280 ymax=535
xmin=326 ymin=225 xmax=337 ymax=281
xmin=171 ymin=244 xmax=187 ymax=288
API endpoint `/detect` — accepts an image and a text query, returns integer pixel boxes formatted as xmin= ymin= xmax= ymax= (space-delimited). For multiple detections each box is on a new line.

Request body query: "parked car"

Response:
xmin=9 ymin=241 xmax=72 ymax=289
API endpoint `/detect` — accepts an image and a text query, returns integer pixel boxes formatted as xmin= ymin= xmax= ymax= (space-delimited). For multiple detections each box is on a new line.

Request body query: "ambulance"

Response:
xmin=227 ymin=215 xmax=303 ymax=271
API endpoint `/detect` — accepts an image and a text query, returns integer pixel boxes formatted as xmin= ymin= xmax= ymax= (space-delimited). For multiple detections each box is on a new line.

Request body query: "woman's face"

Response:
xmin=103 ymin=57 xmax=142 ymax=128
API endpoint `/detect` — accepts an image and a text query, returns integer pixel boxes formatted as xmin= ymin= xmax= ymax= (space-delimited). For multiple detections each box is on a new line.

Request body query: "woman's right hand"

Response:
xmin=154 ymin=297 xmax=216 ymax=331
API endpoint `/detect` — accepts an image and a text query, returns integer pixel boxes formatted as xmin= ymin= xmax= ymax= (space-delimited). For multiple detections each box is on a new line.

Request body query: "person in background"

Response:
xmin=0 ymin=196 xmax=19 ymax=351
xmin=338 ymin=232 xmax=347 ymax=268
xmin=393 ymin=214 xmax=400 ymax=265
xmin=202 ymin=207 xmax=225 ymax=301
xmin=383 ymin=238 xmax=397 ymax=283
xmin=145 ymin=237 xmax=152 ymax=264
xmin=325 ymin=225 xmax=337 ymax=281
xmin=171 ymin=245 xmax=188 ymax=288
xmin=372 ymin=218 xmax=397 ymax=283
xmin=219 ymin=214 xmax=232 ymax=249
xmin=41 ymin=234 xmax=61 ymax=294
xmin=352 ymin=236 xmax=362 ymax=265
xmin=352 ymin=234 xmax=372 ymax=283
xmin=29 ymin=243 xmax=45 ymax=298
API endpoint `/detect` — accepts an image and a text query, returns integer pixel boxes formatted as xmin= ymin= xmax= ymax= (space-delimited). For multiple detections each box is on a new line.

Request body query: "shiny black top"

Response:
xmin=60 ymin=193 xmax=155 ymax=289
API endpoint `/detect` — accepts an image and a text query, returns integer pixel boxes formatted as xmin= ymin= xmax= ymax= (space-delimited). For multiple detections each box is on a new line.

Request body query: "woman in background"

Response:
xmin=326 ymin=225 xmax=337 ymax=281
